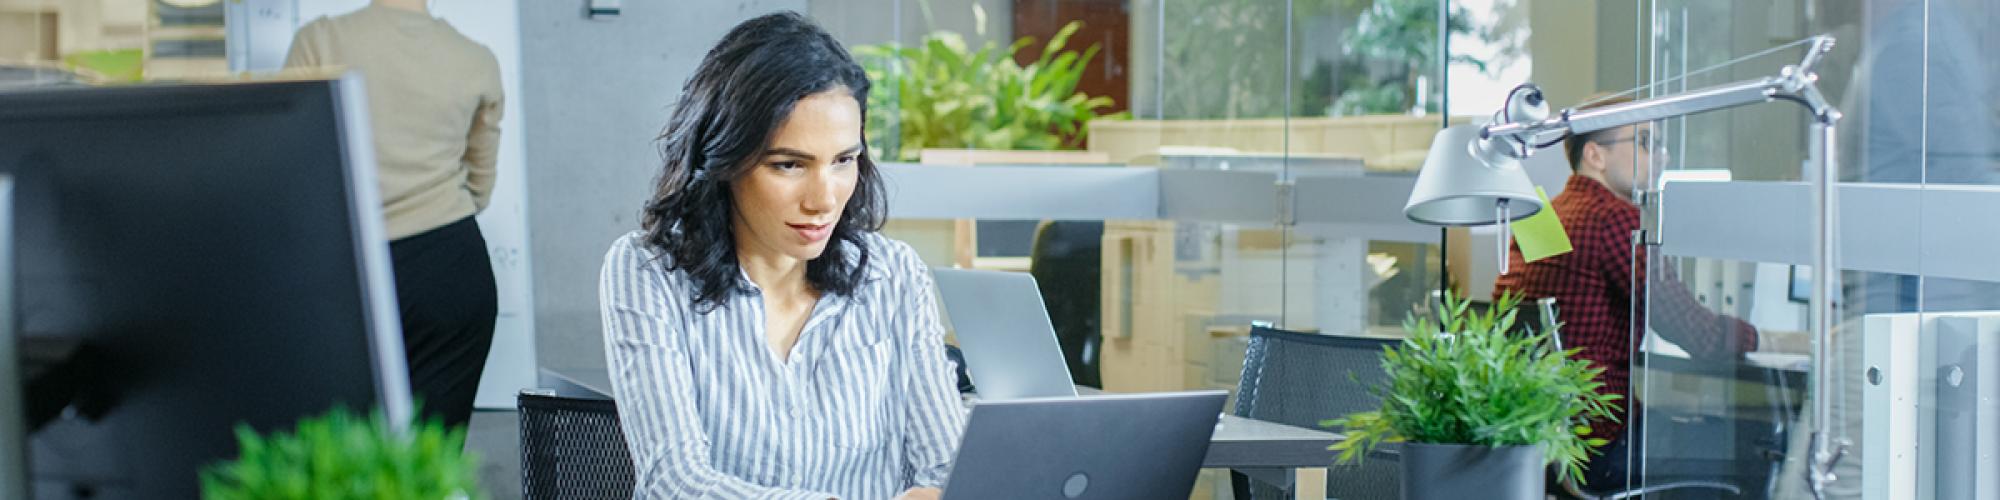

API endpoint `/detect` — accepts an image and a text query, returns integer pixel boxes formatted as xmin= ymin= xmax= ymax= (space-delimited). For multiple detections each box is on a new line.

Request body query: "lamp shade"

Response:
xmin=1403 ymin=124 xmax=1544 ymax=226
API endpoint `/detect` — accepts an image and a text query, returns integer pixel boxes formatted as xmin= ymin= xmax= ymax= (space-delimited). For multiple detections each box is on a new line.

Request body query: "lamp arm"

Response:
xmin=1483 ymin=75 xmax=1797 ymax=141
xmin=1482 ymin=34 xmax=1839 ymax=142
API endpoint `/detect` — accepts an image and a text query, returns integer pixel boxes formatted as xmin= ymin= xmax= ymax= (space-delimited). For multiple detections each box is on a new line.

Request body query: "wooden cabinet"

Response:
xmin=1099 ymin=220 xmax=1223 ymax=393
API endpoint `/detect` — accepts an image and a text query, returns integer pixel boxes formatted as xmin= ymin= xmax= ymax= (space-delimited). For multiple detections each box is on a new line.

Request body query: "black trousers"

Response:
xmin=389 ymin=216 xmax=497 ymax=431
xmin=1554 ymin=414 xmax=1644 ymax=496
xmin=1584 ymin=420 xmax=1642 ymax=491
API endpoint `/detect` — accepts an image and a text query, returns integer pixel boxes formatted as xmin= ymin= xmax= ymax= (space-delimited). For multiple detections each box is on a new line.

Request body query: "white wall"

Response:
xmin=517 ymin=0 xmax=809 ymax=373
xmin=271 ymin=0 xmax=535 ymax=409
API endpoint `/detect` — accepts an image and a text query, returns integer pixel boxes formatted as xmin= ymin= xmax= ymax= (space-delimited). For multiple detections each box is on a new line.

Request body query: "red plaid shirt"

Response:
xmin=1493 ymin=175 xmax=1758 ymax=442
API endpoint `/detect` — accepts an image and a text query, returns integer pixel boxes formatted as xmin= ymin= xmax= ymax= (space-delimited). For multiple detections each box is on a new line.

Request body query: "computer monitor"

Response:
xmin=0 ymin=78 xmax=411 ymax=498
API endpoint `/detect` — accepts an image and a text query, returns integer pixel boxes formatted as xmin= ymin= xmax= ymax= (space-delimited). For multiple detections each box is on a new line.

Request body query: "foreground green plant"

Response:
xmin=1324 ymin=292 xmax=1621 ymax=485
xmin=854 ymin=21 xmax=1129 ymax=162
xmin=200 ymin=407 xmax=483 ymax=500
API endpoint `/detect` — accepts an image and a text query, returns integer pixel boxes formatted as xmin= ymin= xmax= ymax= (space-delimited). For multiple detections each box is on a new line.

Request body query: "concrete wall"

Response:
xmin=520 ymin=0 xmax=807 ymax=373
xmin=811 ymin=0 xmax=1011 ymax=49
xmin=1527 ymin=0 xmax=1598 ymax=109
xmin=1593 ymin=0 xmax=1645 ymax=95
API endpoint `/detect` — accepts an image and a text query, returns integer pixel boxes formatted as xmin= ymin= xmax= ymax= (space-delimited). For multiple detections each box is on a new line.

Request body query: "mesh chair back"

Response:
xmin=518 ymin=393 xmax=636 ymax=500
xmin=1233 ymin=326 xmax=1402 ymax=500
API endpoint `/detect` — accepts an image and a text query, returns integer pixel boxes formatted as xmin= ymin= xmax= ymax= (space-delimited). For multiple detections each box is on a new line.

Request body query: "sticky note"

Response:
xmin=1510 ymin=186 xmax=1571 ymax=262
xmin=63 ymin=49 xmax=145 ymax=82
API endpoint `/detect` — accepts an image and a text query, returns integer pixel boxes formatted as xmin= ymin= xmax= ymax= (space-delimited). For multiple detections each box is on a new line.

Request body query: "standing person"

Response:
xmin=285 ymin=0 xmax=503 ymax=431
xmin=599 ymin=12 xmax=963 ymax=500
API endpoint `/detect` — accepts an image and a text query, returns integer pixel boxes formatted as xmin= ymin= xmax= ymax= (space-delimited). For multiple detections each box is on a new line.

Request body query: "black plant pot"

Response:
xmin=1400 ymin=442 xmax=1544 ymax=500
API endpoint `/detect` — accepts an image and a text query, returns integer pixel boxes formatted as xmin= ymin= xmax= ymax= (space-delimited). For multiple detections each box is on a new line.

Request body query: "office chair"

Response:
xmin=1551 ymin=359 xmax=1800 ymax=500
xmin=518 ymin=392 xmax=636 ymax=500
xmin=1525 ymin=297 xmax=1774 ymax=500
xmin=1230 ymin=325 xmax=1401 ymax=500
xmin=1028 ymin=220 xmax=1104 ymax=388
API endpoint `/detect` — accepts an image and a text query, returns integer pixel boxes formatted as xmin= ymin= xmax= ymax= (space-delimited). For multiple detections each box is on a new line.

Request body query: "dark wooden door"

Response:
xmin=1012 ymin=0 xmax=1132 ymax=120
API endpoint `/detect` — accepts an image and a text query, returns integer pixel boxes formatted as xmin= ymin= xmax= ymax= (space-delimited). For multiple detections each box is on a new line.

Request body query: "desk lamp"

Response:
xmin=1417 ymin=35 xmax=1845 ymax=498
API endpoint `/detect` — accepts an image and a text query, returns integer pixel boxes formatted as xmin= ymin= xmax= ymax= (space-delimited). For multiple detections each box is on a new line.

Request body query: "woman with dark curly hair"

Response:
xmin=598 ymin=12 xmax=963 ymax=500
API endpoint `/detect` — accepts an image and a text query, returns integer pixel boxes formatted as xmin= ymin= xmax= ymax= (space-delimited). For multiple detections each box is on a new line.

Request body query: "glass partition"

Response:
xmin=1273 ymin=0 xmax=1463 ymax=338
xmin=1634 ymin=1 xmax=2000 ymax=499
xmin=818 ymin=2 xmax=1459 ymax=498
xmin=1914 ymin=4 xmax=2000 ymax=500
xmin=193 ymin=1 xmax=2000 ymax=497
xmin=1636 ymin=1 xmax=1843 ymax=497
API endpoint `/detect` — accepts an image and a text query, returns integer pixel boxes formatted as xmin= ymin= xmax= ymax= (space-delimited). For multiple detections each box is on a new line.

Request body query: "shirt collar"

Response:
xmin=360 ymin=4 xmax=442 ymax=29
xmin=1564 ymin=174 xmax=1636 ymax=211
xmin=731 ymin=264 xmax=855 ymax=315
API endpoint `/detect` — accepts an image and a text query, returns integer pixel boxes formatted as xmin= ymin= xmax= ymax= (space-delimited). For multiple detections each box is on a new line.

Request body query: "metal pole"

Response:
xmin=1806 ymin=111 xmax=1846 ymax=500
xmin=1281 ymin=0 xmax=1293 ymax=325
xmin=1155 ymin=0 xmax=1165 ymax=120
xmin=1438 ymin=0 xmax=1451 ymax=298
xmin=1439 ymin=0 xmax=1449 ymax=122
xmin=1495 ymin=199 xmax=1510 ymax=276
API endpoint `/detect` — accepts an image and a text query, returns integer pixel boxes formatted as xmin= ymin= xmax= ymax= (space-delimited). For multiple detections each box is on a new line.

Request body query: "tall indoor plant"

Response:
xmin=1325 ymin=292 xmax=1620 ymax=499
xmin=853 ymin=21 xmax=1128 ymax=162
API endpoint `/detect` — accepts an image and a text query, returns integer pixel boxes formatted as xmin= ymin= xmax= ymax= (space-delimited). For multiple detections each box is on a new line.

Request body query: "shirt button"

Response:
xmin=792 ymin=474 xmax=803 ymax=484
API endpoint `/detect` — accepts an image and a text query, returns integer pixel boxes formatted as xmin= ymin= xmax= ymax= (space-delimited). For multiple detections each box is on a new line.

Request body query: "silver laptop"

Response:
xmin=942 ymin=391 xmax=1227 ymax=500
xmin=931 ymin=268 xmax=1078 ymax=400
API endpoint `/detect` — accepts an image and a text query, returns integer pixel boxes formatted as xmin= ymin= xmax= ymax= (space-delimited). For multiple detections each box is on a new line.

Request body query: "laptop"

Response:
xmin=931 ymin=268 xmax=1079 ymax=400
xmin=942 ymin=391 xmax=1228 ymax=500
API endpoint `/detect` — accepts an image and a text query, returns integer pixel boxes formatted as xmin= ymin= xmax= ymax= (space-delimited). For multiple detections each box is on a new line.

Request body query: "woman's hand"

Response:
xmin=894 ymin=486 xmax=943 ymax=500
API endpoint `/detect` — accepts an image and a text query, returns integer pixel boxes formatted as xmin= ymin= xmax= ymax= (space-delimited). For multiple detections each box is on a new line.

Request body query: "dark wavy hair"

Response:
xmin=641 ymin=12 xmax=887 ymax=313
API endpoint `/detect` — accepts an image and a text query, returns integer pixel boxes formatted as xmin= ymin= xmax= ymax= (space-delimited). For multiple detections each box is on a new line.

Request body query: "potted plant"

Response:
xmin=200 ymin=407 xmax=485 ymax=500
xmin=852 ymin=20 xmax=1129 ymax=163
xmin=1324 ymin=292 xmax=1621 ymax=499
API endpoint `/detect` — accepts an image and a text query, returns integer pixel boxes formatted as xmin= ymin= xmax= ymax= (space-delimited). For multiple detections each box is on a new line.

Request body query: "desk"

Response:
xmin=538 ymin=368 xmax=1340 ymax=500
xmin=1628 ymin=352 xmax=1807 ymax=486
xmin=1637 ymin=351 xmax=1809 ymax=382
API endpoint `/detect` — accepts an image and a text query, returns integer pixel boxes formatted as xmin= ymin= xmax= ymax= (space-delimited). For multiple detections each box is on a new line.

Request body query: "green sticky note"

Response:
xmin=63 ymin=49 xmax=145 ymax=83
xmin=1510 ymin=186 xmax=1571 ymax=263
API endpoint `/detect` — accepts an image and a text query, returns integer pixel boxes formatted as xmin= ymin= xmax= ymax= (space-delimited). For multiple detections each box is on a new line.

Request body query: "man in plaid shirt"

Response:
xmin=1493 ymin=96 xmax=1759 ymax=489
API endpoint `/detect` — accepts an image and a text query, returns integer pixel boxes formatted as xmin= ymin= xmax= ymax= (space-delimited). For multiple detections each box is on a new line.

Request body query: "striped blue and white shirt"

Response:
xmin=599 ymin=230 xmax=967 ymax=500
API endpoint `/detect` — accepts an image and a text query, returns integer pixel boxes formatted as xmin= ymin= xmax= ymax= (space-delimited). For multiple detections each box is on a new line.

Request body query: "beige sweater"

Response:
xmin=285 ymin=4 xmax=502 ymax=240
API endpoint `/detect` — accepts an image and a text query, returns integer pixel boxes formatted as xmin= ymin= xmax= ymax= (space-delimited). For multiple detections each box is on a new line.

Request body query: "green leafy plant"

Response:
xmin=1323 ymin=292 xmax=1622 ymax=486
xmin=1330 ymin=0 xmax=1526 ymax=116
xmin=854 ymin=21 xmax=1129 ymax=162
xmin=200 ymin=407 xmax=484 ymax=500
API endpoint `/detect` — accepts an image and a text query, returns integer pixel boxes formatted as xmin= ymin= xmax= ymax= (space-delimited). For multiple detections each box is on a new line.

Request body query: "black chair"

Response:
xmin=518 ymin=392 xmax=636 ymax=500
xmin=1231 ymin=325 xmax=1401 ymax=500
xmin=1515 ymin=298 xmax=1768 ymax=499
xmin=1028 ymin=220 xmax=1104 ymax=388
xmin=1557 ymin=360 xmax=1796 ymax=500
